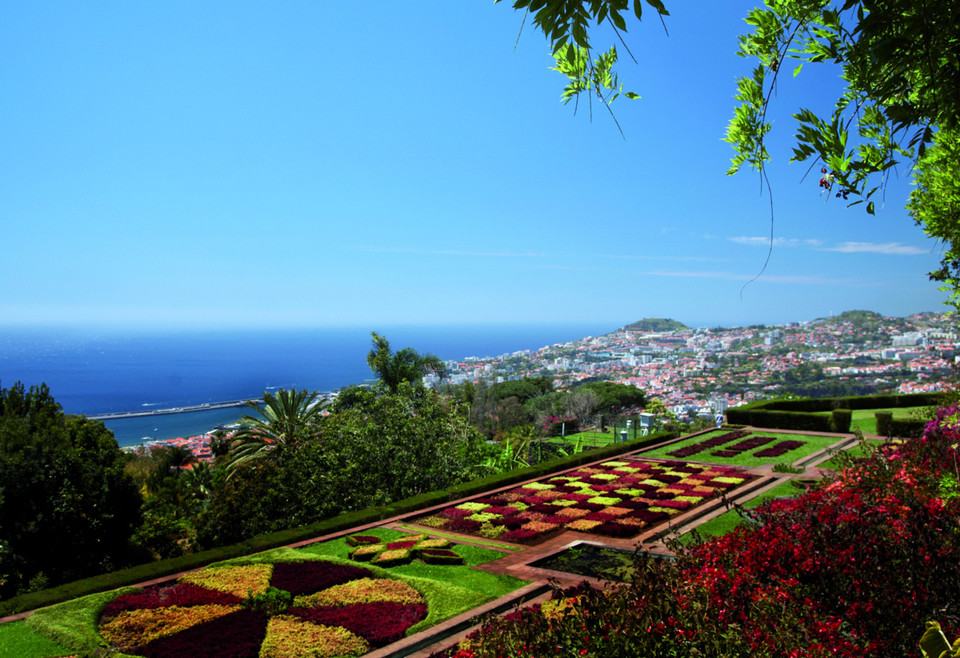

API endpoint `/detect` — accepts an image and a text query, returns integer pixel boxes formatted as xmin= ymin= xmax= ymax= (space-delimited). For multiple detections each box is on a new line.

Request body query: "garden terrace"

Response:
xmin=1 ymin=425 xmax=866 ymax=657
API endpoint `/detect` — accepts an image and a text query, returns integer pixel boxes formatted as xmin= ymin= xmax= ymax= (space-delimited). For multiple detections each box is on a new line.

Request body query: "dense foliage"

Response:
xmin=0 ymin=382 xmax=142 ymax=598
xmin=367 ymin=331 xmax=447 ymax=393
xmin=438 ymin=405 xmax=960 ymax=657
xmin=197 ymin=383 xmax=487 ymax=547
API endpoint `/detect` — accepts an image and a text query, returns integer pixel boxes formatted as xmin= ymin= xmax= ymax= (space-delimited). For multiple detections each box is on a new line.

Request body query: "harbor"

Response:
xmin=88 ymin=399 xmax=258 ymax=421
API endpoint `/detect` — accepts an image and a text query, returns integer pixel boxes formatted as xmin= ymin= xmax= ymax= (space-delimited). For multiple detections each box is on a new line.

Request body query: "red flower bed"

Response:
xmin=291 ymin=601 xmax=427 ymax=646
xmin=102 ymin=582 xmax=240 ymax=617
xmin=137 ymin=609 xmax=267 ymax=658
xmin=753 ymin=439 xmax=807 ymax=458
xmin=709 ymin=435 xmax=776 ymax=458
xmin=666 ymin=430 xmax=750 ymax=458
xmin=269 ymin=561 xmax=372 ymax=597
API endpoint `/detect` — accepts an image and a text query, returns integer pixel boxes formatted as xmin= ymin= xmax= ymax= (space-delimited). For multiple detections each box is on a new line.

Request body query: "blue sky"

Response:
xmin=1 ymin=2 xmax=948 ymax=331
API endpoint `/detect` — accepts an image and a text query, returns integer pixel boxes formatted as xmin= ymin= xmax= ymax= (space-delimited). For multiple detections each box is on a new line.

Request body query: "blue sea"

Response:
xmin=0 ymin=324 xmax=613 ymax=446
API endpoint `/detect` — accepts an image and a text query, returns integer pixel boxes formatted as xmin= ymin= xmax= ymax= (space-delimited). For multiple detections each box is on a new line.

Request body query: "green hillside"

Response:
xmin=620 ymin=318 xmax=688 ymax=333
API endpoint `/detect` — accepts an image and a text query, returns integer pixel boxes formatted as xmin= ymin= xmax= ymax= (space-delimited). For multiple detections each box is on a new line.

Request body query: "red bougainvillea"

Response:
xmin=432 ymin=406 xmax=960 ymax=657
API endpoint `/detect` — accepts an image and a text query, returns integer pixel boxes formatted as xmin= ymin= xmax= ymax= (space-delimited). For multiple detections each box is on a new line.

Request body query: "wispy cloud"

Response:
xmin=353 ymin=246 xmax=551 ymax=258
xmin=351 ymin=246 xmax=730 ymax=263
xmin=729 ymin=236 xmax=822 ymax=248
xmin=645 ymin=270 xmax=857 ymax=285
xmin=728 ymin=236 xmax=925 ymax=255
xmin=823 ymin=241 xmax=927 ymax=255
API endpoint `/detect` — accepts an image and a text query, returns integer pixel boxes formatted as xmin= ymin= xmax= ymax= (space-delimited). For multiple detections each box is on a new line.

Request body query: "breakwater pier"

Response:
xmin=88 ymin=399 xmax=258 ymax=421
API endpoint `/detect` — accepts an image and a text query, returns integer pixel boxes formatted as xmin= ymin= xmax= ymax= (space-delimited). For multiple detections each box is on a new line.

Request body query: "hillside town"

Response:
xmin=438 ymin=310 xmax=958 ymax=420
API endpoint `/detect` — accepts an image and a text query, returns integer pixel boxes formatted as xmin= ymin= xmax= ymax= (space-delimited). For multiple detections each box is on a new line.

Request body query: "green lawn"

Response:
xmin=297 ymin=526 xmax=526 ymax=602
xmin=814 ymin=406 xmax=934 ymax=434
xmin=817 ymin=440 xmax=884 ymax=469
xmin=638 ymin=429 xmax=845 ymax=468
xmin=674 ymin=479 xmax=807 ymax=545
xmin=0 ymin=620 xmax=70 ymax=658
xmin=547 ymin=430 xmax=621 ymax=448
xmin=8 ymin=527 xmax=528 ymax=658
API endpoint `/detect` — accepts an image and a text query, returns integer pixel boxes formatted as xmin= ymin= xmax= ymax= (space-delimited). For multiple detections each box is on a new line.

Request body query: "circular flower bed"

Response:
xmin=98 ymin=559 xmax=427 ymax=657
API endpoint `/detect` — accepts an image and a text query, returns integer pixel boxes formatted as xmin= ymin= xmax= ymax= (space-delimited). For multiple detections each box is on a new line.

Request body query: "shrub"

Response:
xmin=875 ymin=411 xmax=894 ymax=437
xmin=831 ymin=408 xmax=853 ymax=432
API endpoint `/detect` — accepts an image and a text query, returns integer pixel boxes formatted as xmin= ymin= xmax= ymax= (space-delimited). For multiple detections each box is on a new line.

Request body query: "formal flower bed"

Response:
xmin=346 ymin=533 xmax=465 ymax=566
xmin=433 ymin=406 xmax=960 ymax=657
xmin=753 ymin=439 xmax=806 ymax=458
xmin=414 ymin=458 xmax=755 ymax=543
xmin=709 ymin=434 xmax=776 ymax=458
xmin=98 ymin=558 xmax=428 ymax=657
xmin=666 ymin=430 xmax=750 ymax=458
xmin=666 ymin=429 xmax=808 ymax=462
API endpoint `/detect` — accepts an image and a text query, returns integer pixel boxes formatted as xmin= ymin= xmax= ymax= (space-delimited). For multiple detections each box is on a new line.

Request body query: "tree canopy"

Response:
xmin=0 ymin=382 xmax=142 ymax=598
xmin=500 ymin=0 xmax=960 ymax=306
xmin=366 ymin=332 xmax=447 ymax=393
xmin=228 ymin=388 xmax=325 ymax=473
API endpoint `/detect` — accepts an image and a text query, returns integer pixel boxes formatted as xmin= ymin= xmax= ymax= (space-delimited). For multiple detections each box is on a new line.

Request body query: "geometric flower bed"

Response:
xmin=347 ymin=533 xmax=465 ymax=566
xmin=666 ymin=430 xmax=750 ymax=458
xmin=753 ymin=439 xmax=806 ymax=458
xmin=666 ymin=430 xmax=807 ymax=461
xmin=98 ymin=559 xmax=427 ymax=657
xmin=414 ymin=459 xmax=755 ymax=544
xmin=708 ymin=435 xmax=777 ymax=458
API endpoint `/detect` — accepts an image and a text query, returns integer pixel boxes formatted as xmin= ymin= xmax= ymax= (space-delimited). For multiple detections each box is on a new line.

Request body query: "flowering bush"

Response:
xmin=432 ymin=405 xmax=960 ymax=657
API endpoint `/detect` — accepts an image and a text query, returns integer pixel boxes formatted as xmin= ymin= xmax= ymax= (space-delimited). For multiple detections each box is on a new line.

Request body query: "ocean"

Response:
xmin=0 ymin=323 xmax=613 ymax=446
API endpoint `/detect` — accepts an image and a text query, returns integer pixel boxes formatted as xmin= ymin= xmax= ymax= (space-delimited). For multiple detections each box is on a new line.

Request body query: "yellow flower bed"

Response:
xmin=100 ymin=604 xmax=238 ymax=650
xmin=181 ymin=564 xmax=273 ymax=598
xmin=260 ymin=615 xmax=369 ymax=658
xmin=295 ymin=578 xmax=424 ymax=608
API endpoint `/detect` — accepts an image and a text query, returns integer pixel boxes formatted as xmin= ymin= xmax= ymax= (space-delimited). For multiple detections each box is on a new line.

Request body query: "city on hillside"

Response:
xmin=434 ymin=310 xmax=958 ymax=420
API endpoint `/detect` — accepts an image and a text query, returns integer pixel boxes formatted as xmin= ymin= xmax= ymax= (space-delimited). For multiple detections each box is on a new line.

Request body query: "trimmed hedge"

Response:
xmin=725 ymin=408 xmax=833 ymax=432
xmin=875 ymin=411 xmax=894 ymax=437
xmin=875 ymin=412 xmax=926 ymax=439
xmin=0 ymin=430 xmax=676 ymax=618
xmin=727 ymin=393 xmax=943 ymax=431
xmin=763 ymin=392 xmax=942 ymax=412
xmin=831 ymin=409 xmax=852 ymax=433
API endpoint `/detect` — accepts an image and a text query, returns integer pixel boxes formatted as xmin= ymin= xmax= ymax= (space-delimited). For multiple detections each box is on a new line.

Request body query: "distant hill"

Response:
xmin=822 ymin=310 xmax=884 ymax=324
xmin=621 ymin=318 xmax=688 ymax=333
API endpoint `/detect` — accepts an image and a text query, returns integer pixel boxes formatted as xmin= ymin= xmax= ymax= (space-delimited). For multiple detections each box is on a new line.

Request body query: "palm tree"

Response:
xmin=366 ymin=332 xmax=447 ymax=394
xmin=228 ymin=388 xmax=325 ymax=473
xmin=164 ymin=445 xmax=197 ymax=476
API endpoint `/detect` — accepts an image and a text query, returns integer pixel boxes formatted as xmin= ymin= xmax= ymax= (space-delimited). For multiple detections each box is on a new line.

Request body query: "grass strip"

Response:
xmin=0 ymin=620 xmax=70 ymax=658
xmin=674 ymin=479 xmax=807 ymax=545
xmin=23 ymin=587 xmax=139 ymax=657
xmin=394 ymin=524 xmax=525 ymax=551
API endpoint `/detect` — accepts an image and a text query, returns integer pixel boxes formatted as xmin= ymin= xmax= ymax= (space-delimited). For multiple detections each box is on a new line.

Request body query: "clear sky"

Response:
xmin=1 ymin=2 xmax=948 ymax=331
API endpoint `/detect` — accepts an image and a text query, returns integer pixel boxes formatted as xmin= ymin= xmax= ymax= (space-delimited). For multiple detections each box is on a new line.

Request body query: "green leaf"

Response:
xmin=624 ymin=92 xmax=641 ymax=99
xmin=867 ymin=201 xmax=875 ymax=215
xmin=793 ymin=63 xmax=803 ymax=77
xmin=646 ymin=0 xmax=669 ymax=15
